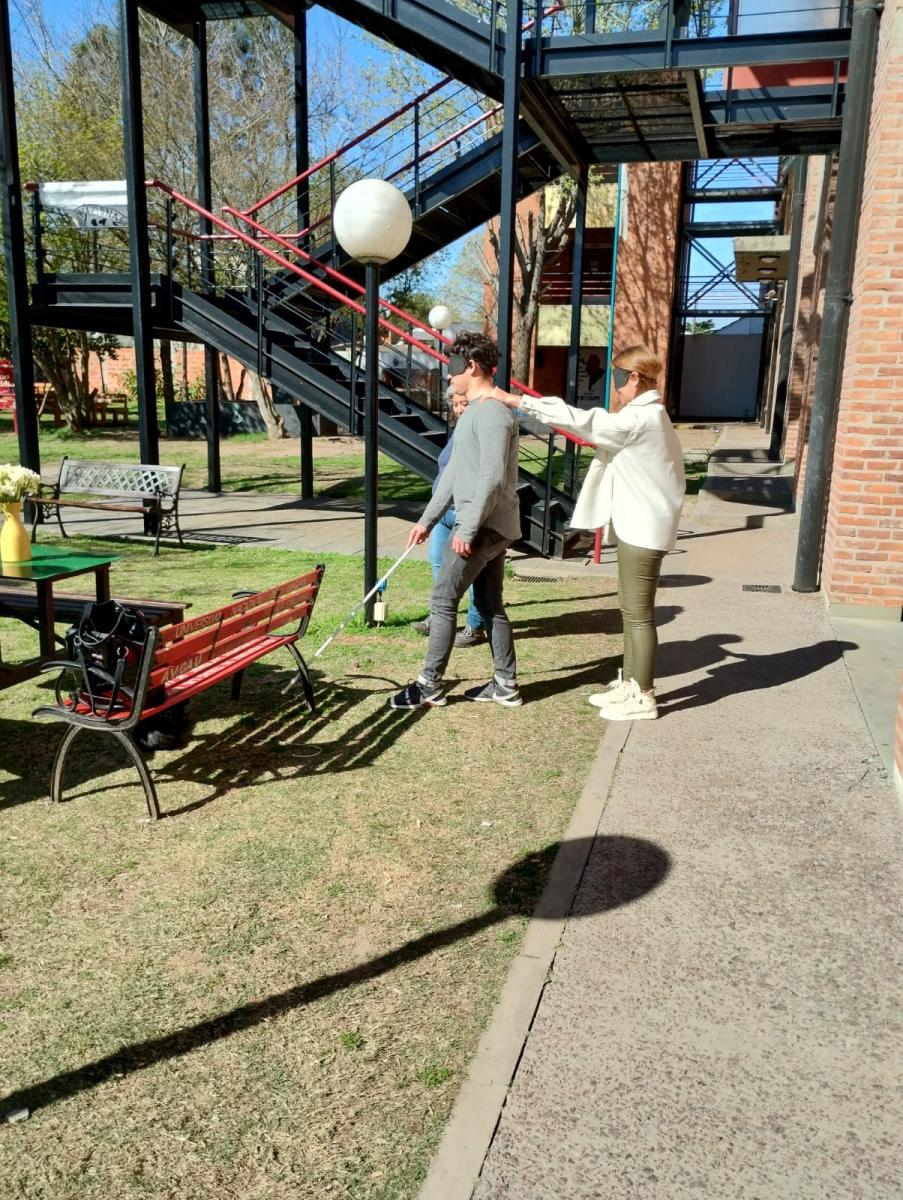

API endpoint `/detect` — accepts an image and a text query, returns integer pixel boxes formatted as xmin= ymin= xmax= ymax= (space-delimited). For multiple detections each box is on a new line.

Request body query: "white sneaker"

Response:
xmin=588 ymin=668 xmax=630 ymax=708
xmin=597 ymin=679 xmax=658 ymax=721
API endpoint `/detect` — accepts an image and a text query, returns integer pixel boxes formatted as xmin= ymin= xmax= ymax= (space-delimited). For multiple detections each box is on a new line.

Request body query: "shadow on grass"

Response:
xmin=30 ymin=666 xmax=427 ymax=820
xmin=0 ymin=718 xmax=50 ymax=809
xmin=0 ymin=833 xmax=670 ymax=1119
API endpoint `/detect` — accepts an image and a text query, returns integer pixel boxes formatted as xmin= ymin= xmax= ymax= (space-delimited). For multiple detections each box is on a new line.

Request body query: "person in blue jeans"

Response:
xmin=411 ymin=390 xmax=487 ymax=648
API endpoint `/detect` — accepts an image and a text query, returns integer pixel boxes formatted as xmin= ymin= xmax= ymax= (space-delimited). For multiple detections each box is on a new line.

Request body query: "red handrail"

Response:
xmin=240 ymin=100 xmax=502 ymax=253
xmin=147 ymin=180 xmax=590 ymax=447
xmin=148 ymin=181 xmax=453 ymax=363
xmin=224 ymin=205 xmax=453 ymax=349
xmin=242 ymin=3 xmax=565 ymax=222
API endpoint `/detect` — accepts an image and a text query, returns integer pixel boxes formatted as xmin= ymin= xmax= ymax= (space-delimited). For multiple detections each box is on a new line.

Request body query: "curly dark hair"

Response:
xmin=451 ymin=331 xmax=498 ymax=376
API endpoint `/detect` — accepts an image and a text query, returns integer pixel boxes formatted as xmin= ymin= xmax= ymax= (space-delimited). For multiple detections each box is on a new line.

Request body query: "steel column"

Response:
xmin=120 ymin=0 xmax=158 ymax=464
xmin=0 ymin=0 xmax=39 ymax=471
xmin=603 ymin=165 xmax=624 ymax=412
xmin=495 ymin=0 xmax=524 ymax=387
xmin=768 ymin=155 xmax=808 ymax=460
xmin=294 ymin=9 xmax=315 ymax=499
xmin=299 ymin=403 xmax=314 ymax=500
xmin=363 ymin=264 xmax=380 ymax=624
xmin=193 ymin=17 xmax=220 ymax=492
xmin=794 ymin=0 xmax=882 ymax=593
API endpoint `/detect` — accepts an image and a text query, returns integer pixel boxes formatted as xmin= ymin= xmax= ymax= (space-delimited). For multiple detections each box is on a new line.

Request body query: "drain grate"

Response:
xmin=185 ymin=532 xmax=270 ymax=545
xmin=742 ymin=583 xmax=782 ymax=593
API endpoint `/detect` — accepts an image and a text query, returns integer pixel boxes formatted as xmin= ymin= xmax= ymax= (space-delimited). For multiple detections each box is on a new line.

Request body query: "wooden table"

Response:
xmin=91 ymin=394 xmax=129 ymax=425
xmin=0 ymin=546 xmax=117 ymax=687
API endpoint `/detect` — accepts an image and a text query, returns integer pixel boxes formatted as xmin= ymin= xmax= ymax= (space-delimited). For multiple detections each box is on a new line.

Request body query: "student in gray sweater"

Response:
xmin=389 ymin=333 xmax=522 ymax=710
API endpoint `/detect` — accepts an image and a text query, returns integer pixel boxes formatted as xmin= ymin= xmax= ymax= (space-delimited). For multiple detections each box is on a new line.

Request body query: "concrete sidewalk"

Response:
xmin=420 ymin=426 xmax=903 ymax=1199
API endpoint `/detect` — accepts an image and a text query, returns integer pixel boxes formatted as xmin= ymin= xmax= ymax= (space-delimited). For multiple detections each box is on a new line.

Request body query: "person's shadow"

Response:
xmin=659 ymin=639 xmax=859 ymax=715
xmin=0 ymin=835 xmax=670 ymax=1119
xmin=655 ymin=632 xmax=744 ymax=680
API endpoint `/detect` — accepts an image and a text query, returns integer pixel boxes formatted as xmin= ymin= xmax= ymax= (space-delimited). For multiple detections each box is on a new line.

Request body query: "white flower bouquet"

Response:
xmin=0 ymin=463 xmax=41 ymax=506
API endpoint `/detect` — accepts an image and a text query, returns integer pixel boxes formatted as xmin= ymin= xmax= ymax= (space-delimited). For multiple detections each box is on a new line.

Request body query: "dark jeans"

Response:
xmin=421 ymin=527 xmax=516 ymax=685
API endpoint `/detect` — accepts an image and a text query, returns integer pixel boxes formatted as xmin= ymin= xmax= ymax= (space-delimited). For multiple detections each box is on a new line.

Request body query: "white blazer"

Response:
xmin=519 ymin=390 xmax=686 ymax=551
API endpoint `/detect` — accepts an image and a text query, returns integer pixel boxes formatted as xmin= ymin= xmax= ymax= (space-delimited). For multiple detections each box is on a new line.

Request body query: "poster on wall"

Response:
xmin=576 ymin=348 xmax=607 ymax=408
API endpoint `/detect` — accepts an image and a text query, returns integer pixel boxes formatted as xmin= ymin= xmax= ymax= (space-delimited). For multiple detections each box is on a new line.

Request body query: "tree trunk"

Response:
xmin=249 ymin=373 xmax=286 ymax=440
xmin=160 ymin=341 xmax=176 ymax=408
xmin=218 ymin=352 xmax=235 ymax=402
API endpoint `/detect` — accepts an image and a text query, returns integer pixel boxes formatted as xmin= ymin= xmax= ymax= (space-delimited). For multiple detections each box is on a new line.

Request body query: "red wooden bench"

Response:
xmin=34 ymin=565 xmax=325 ymax=820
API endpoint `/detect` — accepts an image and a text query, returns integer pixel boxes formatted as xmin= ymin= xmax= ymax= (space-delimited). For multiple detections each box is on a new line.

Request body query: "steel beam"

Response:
xmin=683 ymin=69 xmax=712 ymax=160
xmin=193 ymin=18 xmax=221 ymax=492
xmin=0 ymin=0 xmax=39 ymax=472
xmin=533 ymin=27 xmax=851 ymax=77
xmin=121 ymin=0 xmax=159 ymax=464
xmin=294 ymin=7 xmax=314 ymax=499
xmin=495 ymin=0 xmax=524 ymax=387
xmin=520 ymin=79 xmax=591 ymax=178
xmin=684 ymin=221 xmax=780 ymax=237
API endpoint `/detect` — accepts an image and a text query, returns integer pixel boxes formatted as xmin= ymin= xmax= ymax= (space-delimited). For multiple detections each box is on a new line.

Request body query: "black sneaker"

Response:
xmin=463 ymin=677 xmax=523 ymax=707
xmin=454 ymin=625 xmax=486 ymax=648
xmin=411 ymin=617 xmax=431 ymax=636
xmin=388 ymin=679 xmax=447 ymax=710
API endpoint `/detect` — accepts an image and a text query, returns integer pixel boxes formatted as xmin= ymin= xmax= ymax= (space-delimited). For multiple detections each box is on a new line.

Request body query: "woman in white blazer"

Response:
xmin=491 ymin=345 xmax=685 ymax=721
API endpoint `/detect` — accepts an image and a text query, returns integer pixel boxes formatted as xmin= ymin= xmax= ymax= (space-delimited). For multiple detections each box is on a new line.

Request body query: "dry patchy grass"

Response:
xmin=0 ymin=538 xmax=621 ymax=1199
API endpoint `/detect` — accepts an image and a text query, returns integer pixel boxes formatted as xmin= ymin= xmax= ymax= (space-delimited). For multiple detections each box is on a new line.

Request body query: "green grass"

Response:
xmin=0 ymin=533 xmax=619 ymax=1200
xmin=0 ymin=420 xmax=431 ymax=503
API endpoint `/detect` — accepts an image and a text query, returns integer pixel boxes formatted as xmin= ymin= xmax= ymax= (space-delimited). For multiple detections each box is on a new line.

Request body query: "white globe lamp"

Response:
xmin=333 ymin=179 xmax=413 ymax=265
xmin=428 ymin=304 xmax=452 ymax=331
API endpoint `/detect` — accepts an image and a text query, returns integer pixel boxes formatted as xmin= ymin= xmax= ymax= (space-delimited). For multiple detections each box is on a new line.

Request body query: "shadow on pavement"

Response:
xmin=659 ymin=639 xmax=859 ymax=715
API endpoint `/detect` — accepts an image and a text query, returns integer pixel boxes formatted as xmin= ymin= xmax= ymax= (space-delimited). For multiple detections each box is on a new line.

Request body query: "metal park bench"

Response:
xmin=34 ymin=566 xmax=325 ymax=820
xmin=27 ymin=457 xmax=185 ymax=554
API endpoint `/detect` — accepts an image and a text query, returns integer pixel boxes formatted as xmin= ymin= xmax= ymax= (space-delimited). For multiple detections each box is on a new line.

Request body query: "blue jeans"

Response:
xmin=428 ymin=509 xmax=486 ymax=631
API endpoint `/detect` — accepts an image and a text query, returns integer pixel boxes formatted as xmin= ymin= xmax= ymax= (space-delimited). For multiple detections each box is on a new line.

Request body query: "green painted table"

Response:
xmin=0 ymin=546 xmax=117 ymax=686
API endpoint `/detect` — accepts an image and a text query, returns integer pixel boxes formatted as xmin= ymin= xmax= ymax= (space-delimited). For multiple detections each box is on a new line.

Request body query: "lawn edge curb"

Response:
xmin=416 ymin=719 xmax=632 ymax=1200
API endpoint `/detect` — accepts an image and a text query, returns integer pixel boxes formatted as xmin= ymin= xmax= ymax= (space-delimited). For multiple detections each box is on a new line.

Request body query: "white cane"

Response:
xmin=312 ymin=541 xmax=419 ymax=658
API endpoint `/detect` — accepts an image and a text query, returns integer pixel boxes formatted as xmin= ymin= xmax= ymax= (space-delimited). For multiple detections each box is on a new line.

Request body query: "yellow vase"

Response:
xmin=1 ymin=501 xmax=32 ymax=562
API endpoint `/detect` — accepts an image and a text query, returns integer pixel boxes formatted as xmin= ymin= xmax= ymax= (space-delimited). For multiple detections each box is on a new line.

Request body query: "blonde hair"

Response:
xmin=612 ymin=344 xmax=662 ymax=393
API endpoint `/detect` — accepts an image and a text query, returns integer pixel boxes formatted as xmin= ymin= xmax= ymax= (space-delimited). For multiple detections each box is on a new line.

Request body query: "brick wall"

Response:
xmin=822 ymin=0 xmax=903 ymax=617
xmin=88 ymin=344 xmax=249 ymax=399
xmin=784 ymin=156 xmax=832 ymax=484
xmin=613 ymin=162 xmax=681 ymax=395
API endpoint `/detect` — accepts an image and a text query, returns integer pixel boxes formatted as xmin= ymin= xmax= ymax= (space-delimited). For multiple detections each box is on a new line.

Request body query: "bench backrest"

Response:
xmin=148 ymin=565 xmax=325 ymax=691
xmin=57 ymin=457 xmax=184 ymax=498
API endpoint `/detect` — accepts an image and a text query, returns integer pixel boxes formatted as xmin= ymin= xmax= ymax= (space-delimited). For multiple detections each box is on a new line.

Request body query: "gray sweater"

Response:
xmin=420 ymin=398 xmax=521 ymax=543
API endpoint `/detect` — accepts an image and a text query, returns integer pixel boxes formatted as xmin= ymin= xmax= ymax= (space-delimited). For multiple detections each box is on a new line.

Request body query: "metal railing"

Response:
xmin=238 ymin=5 xmax=564 ymax=257
xmin=513 ymin=1 xmax=849 ymax=37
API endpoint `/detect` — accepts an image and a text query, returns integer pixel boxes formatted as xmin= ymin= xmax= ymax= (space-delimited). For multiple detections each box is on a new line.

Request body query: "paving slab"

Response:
xmin=421 ymin=425 xmax=903 ymax=1200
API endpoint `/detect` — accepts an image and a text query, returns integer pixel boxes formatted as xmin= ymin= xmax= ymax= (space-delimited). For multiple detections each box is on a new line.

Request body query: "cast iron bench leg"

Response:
xmin=50 ymin=724 xmax=161 ymax=821
xmin=285 ymin=645 xmax=317 ymax=713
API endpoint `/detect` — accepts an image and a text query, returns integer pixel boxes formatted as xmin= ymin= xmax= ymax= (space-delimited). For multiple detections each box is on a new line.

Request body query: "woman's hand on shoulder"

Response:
xmin=489 ymin=386 xmax=522 ymax=409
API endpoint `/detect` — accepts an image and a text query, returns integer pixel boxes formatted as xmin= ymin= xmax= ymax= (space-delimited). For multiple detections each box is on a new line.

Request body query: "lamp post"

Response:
xmin=333 ymin=179 xmax=412 ymax=623
xmin=428 ymin=304 xmax=452 ymax=415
